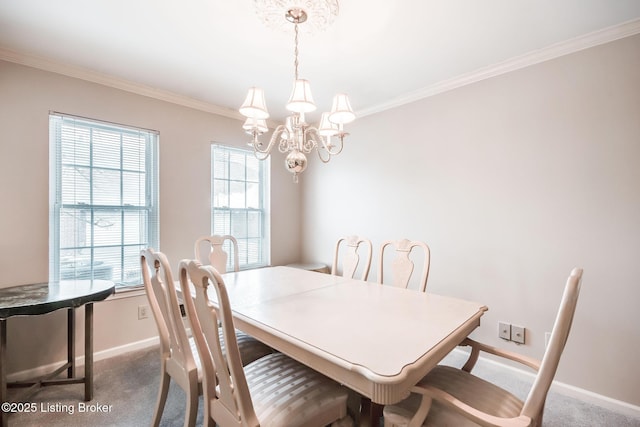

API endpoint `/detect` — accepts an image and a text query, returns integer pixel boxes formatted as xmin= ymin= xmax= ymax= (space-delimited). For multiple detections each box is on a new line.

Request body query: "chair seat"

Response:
xmin=384 ymin=365 xmax=524 ymax=427
xmin=187 ymin=329 xmax=271 ymax=381
xmin=245 ymin=352 xmax=350 ymax=427
xmin=235 ymin=329 xmax=273 ymax=365
xmin=215 ymin=327 xmax=273 ymax=365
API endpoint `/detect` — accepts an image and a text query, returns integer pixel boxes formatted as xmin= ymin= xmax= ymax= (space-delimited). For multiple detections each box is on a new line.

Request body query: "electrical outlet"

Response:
xmin=498 ymin=322 xmax=511 ymax=340
xmin=512 ymin=325 xmax=525 ymax=344
xmin=138 ymin=305 xmax=149 ymax=320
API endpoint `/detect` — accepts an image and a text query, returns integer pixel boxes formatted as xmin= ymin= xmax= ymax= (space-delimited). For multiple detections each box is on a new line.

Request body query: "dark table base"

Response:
xmin=0 ymin=304 xmax=94 ymax=427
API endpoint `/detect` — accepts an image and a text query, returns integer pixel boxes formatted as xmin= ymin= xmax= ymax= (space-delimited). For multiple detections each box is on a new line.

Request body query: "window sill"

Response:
xmin=108 ymin=285 xmax=146 ymax=300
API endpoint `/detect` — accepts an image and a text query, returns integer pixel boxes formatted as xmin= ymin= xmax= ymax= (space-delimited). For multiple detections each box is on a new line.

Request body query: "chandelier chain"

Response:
xmin=293 ymin=23 xmax=300 ymax=80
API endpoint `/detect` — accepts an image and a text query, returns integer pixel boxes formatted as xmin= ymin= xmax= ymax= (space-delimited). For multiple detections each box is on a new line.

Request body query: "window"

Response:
xmin=49 ymin=113 xmax=159 ymax=289
xmin=211 ymin=144 xmax=269 ymax=270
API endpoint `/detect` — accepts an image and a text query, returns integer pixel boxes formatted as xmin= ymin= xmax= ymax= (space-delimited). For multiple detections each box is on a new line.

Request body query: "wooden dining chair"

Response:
xmin=331 ymin=235 xmax=373 ymax=280
xmin=377 ymin=239 xmax=431 ymax=292
xmin=178 ymin=259 xmax=353 ymax=427
xmin=383 ymin=267 xmax=584 ymax=427
xmin=141 ymin=248 xmax=200 ymax=427
xmin=194 ymin=234 xmax=239 ymax=273
xmin=141 ymin=248 xmax=272 ymax=427
xmin=194 ymin=234 xmax=273 ymax=356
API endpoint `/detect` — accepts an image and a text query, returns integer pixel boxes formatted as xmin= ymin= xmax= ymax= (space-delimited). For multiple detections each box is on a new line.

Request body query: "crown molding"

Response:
xmin=357 ymin=18 xmax=640 ymax=118
xmin=2 ymin=18 xmax=639 ymax=121
xmin=0 ymin=47 xmax=244 ymax=121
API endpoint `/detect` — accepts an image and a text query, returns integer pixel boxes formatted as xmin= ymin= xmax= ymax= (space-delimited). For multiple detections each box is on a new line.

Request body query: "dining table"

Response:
xmin=193 ymin=265 xmax=488 ymax=426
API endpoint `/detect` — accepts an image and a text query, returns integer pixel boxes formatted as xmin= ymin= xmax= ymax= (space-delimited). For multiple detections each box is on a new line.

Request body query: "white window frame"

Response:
xmin=211 ymin=144 xmax=270 ymax=270
xmin=49 ymin=112 xmax=159 ymax=290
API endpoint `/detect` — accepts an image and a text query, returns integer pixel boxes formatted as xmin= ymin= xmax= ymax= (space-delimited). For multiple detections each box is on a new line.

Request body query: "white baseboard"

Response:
xmin=6 ymin=336 xmax=159 ymax=382
xmin=93 ymin=336 xmax=160 ymax=361
xmin=451 ymin=348 xmax=640 ymax=419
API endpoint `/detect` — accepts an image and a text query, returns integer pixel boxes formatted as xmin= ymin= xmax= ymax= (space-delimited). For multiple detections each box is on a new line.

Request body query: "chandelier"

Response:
xmin=239 ymin=0 xmax=355 ymax=183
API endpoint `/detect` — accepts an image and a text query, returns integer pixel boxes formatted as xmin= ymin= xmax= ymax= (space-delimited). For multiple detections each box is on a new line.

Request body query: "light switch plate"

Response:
xmin=512 ymin=325 xmax=525 ymax=344
xmin=498 ymin=322 xmax=511 ymax=340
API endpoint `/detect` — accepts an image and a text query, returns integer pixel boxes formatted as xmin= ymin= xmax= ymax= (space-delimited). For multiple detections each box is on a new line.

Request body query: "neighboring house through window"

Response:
xmin=49 ymin=113 xmax=159 ymax=290
xmin=211 ymin=144 xmax=269 ymax=270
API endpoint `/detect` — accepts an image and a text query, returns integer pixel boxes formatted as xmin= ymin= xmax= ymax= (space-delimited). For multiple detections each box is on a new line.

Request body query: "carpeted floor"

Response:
xmin=6 ymin=345 xmax=640 ymax=427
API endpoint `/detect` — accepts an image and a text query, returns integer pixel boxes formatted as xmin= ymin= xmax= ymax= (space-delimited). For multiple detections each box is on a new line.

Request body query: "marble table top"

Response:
xmin=0 ymin=280 xmax=115 ymax=318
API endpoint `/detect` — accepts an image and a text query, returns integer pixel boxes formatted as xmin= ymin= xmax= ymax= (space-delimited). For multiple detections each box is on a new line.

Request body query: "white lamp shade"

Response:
xmin=286 ymin=79 xmax=316 ymax=113
xmin=329 ymin=93 xmax=355 ymax=124
xmin=318 ymin=112 xmax=339 ymax=136
xmin=240 ymin=87 xmax=270 ymax=119
xmin=243 ymin=117 xmax=268 ymax=134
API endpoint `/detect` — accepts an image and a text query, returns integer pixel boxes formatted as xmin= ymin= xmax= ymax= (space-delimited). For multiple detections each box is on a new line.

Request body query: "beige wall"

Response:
xmin=0 ymin=60 xmax=302 ymax=373
xmin=1 ymin=32 xmax=639 ymax=408
xmin=302 ymin=34 xmax=640 ymax=406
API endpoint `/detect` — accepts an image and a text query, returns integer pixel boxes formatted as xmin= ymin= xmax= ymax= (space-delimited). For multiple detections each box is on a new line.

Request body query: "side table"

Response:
xmin=0 ymin=280 xmax=114 ymax=427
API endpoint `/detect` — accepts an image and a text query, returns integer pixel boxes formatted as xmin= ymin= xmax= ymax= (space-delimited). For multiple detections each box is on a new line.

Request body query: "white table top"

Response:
xmin=215 ymin=266 xmax=487 ymax=405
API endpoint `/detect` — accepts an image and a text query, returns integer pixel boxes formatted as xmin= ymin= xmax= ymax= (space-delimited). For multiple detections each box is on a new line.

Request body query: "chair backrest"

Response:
xmin=521 ymin=267 xmax=583 ymax=420
xmin=141 ymin=248 xmax=197 ymax=374
xmin=331 ymin=235 xmax=373 ymax=281
xmin=178 ymin=259 xmax=259 ymax=427
xmin=377 ymin=239 xmax=431 ymax=292
xmin=194 ymin=235 xmax=239 ymax=273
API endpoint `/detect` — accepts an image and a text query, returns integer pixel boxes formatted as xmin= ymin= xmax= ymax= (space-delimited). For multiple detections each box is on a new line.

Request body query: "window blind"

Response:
xmin=211 ymin=144 xmax=269 ymax=270
xmin=49 ymin=113 xmax=159 ymax=288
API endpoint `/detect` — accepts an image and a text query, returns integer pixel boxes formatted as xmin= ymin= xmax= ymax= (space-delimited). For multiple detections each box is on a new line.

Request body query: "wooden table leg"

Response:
xmin=370 ymin=402 xmax=383 ymax=427
xmin=84 ymin=303 xmax=94 ymax=401
xmin=1 ymin=319 xmax=8 ymax=427
xmin=361 ymin=397 xmax=383 ymax=427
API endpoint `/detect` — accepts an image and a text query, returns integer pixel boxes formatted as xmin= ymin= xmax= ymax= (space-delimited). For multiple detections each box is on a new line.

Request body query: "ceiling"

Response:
xmin=1 ymin=1 xmax=640 ymax=122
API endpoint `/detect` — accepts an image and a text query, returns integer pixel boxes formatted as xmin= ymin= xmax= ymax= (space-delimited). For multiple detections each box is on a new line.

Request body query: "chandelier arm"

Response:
xmin=278 ymin=134 xmax=292 ymax=153
xmin=248 ymin=133 xmax=270 ymax=160
xmin=278 ymin=141 xmax=288 ymax=153
xmin=325 ymin=135 xmax=345 ymax=156
xmin=313 ymin=128 xmax=346 ymax=156
xmin=316 ymin=141 xmax=332 ymax=163
xmin=304 ymin=129 xmax=332 ymax=163
xmin=252 ymin=149 xmax=271 ymax=161
xmin=317 ymin=146 xmax=332 ymax=163
xmin=252 ymin=125 xmax=286 ymax=160
xmin=299 ymin=126 xmax=317 ymax=154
